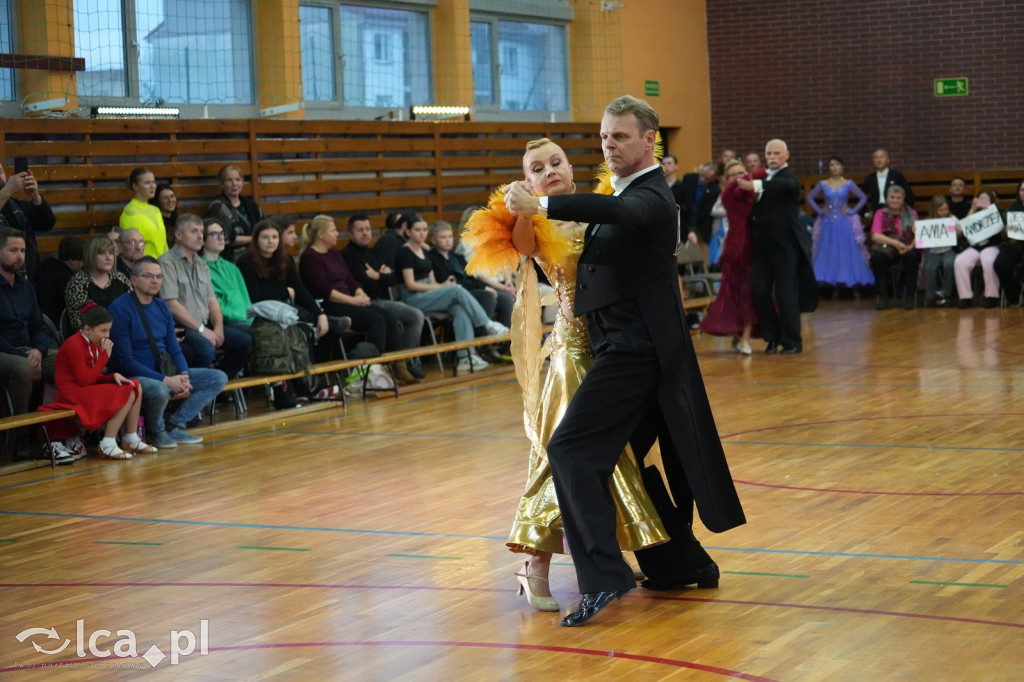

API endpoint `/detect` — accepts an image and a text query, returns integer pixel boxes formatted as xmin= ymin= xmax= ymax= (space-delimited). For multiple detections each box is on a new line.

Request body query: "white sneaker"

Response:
xmin=483 ymin=320 xmax=509 ymax=336
xmin=42 ymin=442 xmax=75 ymax=465
xmin=65 ymin=437 xmax=88 ymax=460
xmin=456 ymin=354 xmax=490 ymax=372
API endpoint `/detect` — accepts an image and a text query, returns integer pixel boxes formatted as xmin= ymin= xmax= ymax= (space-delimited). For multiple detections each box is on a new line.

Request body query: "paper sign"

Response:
xmin=959 ymin=205 xmax=1003 ymax=245
xmin=1007 ymin=212 xmax=1024 ymax=241
xmin=914 ymin=218 xmax=958 ymax=249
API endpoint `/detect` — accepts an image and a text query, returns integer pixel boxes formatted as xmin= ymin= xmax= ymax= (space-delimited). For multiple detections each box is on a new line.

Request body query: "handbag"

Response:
xmin=131 ymin=294 xmax=181 ymax=377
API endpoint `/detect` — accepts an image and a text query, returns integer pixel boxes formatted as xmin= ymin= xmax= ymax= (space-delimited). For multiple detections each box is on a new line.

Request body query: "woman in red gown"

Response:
xmin=700 ymin=160 xmax=763 ymax=353
xmin=45 ymin=304 xmax=157 ymax=459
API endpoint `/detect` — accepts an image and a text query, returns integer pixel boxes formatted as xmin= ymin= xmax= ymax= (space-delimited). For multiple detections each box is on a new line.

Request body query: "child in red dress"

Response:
xmin=48 ymin=303 xmax=156 ymax=459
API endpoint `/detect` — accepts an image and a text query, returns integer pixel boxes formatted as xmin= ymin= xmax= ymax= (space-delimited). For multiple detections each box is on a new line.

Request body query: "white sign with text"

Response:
xmin=914 ymin=218 xmax=958 ymax=249
xmin=960 ymin=205 xmax=1003 ymax=245
xmin=1006 ymin=212 xmax=1024 ymax=241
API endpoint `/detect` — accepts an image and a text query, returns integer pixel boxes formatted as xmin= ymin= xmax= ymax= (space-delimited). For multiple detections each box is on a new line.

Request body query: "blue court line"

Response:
xmin=0 ymin=380 xmax=521 ymax=493
xmin=724 ymin=439 xmax=1024 ymax=453
xmin=1 ymin=509 xmax=1022 ymax=566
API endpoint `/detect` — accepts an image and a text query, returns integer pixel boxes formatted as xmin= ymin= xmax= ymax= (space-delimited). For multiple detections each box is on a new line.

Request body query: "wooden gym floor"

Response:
xmin=1 ymin=300 xmax=1022 ymax=680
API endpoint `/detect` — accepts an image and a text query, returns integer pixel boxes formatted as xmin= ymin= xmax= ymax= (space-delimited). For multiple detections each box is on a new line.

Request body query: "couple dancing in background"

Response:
xmin=464 ymin=96 xmax=745 ymax=627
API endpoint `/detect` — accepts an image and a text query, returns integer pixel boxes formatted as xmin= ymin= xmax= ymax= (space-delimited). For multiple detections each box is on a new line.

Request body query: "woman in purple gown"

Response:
xmin=700 ymin=160 xmax=761 ymax=354
xmin=807 ymin=156 xmax=874 ymax=291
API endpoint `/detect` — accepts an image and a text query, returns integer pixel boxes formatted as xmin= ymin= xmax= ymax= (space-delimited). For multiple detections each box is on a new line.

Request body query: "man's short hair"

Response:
xmin=347 ymin=213 xmax=371 ymax=230
xmin=131 ymin=255 xmax=161 ymax=276
xmin=0 ymin=226 xmax=26 ymax=247
xmin=663 ymin=154 xmax=677 ymax=164
xmin=174 ymin=213 xmax=202 ymax=233
xmin=605 ymin=95 xmax=659 ymax=133
xmin=58 ymin=235 xmax=86 ymax=262
xmin=951 ymin=176 xmax=967 ymax=185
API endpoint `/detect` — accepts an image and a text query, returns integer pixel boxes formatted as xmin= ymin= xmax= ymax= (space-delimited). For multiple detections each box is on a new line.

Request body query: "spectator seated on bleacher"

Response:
xmin=206 ymin=164 xmax=264 ymax=262
xmin=396 ymin=214 xmax=507 ymax=372
xmin=64 ymin=235 xmax=133 ymax=330
xmin=946 ymin=177 xmax=972 ymax=221
xmin=158 ymin=214 xmax=250 ymax=380
xmin=108 ymin=257 xmax=227 ymax=449
xmin=237 ymin=220 xmax=337 ymax=407
xmin=0 ymin=227 xmax=79 ymax=459
xmin=116 ymin=228 xmax=147 ymax=279
xmin=36 ymin=235 xmax=84 ymax=324
xmin=200 ymin=218 xmax=253 ymax=330
xmin=954 ymin=189 xmax=1003 ymax=309
xmin=299 ymin=214 xmax=418 ymax=385
xmin=41 ymin=303 xmax=158 ymax=461
xmin=922 ymin=197 xmax=956 ymax=308
xmin=340 ymin=213 xmax=425 ymax=379
xmin=0 ymin=160 xmax=56 ymax=285
xmin=372 ymin=212 xmax=410 ymax=272
xmin=150 ymin=182 xmax=178 ymax=250
xmin=869 ymin=185 xmax=920 ymax=310
xmin=119 ymin=168 xmax=168 ymax=258
xmin=429 ymin=220 xmax=515 ymax=328
xmin=992 ymin=179 xmax=1024 ymax=308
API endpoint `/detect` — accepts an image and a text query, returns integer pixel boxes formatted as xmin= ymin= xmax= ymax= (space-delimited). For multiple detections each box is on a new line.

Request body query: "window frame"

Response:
xmin=301 ymin=0 xmax=436 ymax=120
xmin=468 ymin=13 xmax=572 ymax=123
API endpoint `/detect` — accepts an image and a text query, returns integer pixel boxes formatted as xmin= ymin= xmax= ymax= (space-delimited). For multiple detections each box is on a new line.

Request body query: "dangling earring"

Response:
xmin=570 ymin=181 xmax=577 ymax=194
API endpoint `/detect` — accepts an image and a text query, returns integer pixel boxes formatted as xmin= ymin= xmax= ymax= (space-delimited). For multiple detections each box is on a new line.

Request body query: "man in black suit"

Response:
xmin=860 ymin=148 xmax=914 ymax=219
xmin=675 ymin=162 xmax=720 ymax=245
xmin=741 ymin=139 xmax=817 ymax=354
xmin=505 ymin=96 xmax=745 ymax=627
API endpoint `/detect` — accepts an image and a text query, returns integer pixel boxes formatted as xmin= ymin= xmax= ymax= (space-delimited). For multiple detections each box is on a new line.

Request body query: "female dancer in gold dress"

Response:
xmin=463 ymin=139 xmax=667 ymax=611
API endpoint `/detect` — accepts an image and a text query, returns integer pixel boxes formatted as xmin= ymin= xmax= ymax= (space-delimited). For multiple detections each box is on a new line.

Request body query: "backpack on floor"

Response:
xmin=249 ymin=317 xmax=312 ymax=375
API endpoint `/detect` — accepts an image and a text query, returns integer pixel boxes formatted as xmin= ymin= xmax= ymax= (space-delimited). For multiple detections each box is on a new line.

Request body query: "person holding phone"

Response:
xmin=0 ymin=158 xmax=55 ymax=283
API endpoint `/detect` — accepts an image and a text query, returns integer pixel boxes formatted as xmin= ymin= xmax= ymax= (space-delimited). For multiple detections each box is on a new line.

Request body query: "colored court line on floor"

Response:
xmin=910 ymin=580 xmax=1006 ymax=588
xmin=2 ymin=509 xmax=1022 ymax=566
xmin=0 ymin=641 xmax=776 ymax=680
xmin=93 ymin=541 xmax=163 ymax=546
xmin=733 ymin=478 xmax=1024 ymax=497
xmin=0 ymin=538 xmax=14 ymax=543
xmin=728 ymin=439 xmax=1024 ymax=455
xmin=1 ymin=581 xmax=1021 ymax=634
xmin=388 ymin=553 xmax=461 ymax=560
xmin=286 ymin=430 xmax=520 ymax=440
xmin=722 ymin=570 xmax=808 ymax=579
xmin=238 ymin=546 xmax=309 ymax=552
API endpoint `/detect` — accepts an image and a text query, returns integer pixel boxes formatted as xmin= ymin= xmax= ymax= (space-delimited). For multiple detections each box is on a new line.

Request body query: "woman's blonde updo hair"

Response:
xmin=300 ymin=214 xmax=335 ymax=250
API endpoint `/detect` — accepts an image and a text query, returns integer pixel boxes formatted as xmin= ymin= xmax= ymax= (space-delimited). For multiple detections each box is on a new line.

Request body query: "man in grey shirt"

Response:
xmin=159 ymin=214 xmax=250 ymax=379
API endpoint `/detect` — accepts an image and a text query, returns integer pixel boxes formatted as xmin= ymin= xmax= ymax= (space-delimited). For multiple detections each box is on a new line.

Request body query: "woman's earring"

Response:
xmin=570 ymin=181 xmax=577 ymax=194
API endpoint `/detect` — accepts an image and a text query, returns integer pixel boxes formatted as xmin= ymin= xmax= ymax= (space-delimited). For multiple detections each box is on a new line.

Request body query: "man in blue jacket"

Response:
xmin=108 ymin=257 xmax=226 ymax=449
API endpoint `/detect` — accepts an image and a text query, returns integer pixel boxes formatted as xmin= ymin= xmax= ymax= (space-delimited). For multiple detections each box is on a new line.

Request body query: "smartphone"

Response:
xmin=13 ymin=157 xmax=28 ymax=175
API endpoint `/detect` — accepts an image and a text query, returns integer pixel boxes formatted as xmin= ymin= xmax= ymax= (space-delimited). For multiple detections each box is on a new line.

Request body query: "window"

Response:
xmin=470 ymin=18 xmax=568 ymax=112
xmin=470 ymin=21 xmax=493 ymax=107
xmin=339 ymin=4 xmax=431 ymax=109
xmin=73 ymin=0 xmax=254 ymax=105
xmin=74 ymin=0 xmax=127 ymax=98
xmin=300 ymin=5 xmax=336 ymax=102
xmin=0 ymin=0 xmax=13 ymax=101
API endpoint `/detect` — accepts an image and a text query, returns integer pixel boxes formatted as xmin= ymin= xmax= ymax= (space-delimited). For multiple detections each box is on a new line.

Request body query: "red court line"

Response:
xmin=734 ymin=479 xmax=1024 ymax=497
xmin=0 ymin=641 xmax=775 ymax=679
xmin=719 ymin=411 xmax=1024 ymax=441
xmin=2 ymin=582 xmax=1022 ymax=631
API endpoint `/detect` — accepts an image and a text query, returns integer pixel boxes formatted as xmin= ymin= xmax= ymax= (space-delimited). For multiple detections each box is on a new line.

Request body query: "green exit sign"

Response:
xmin=934 ymin=78 xmax=968 ymax=97
xmin=645 ymin=80 xmax=659 ymax=97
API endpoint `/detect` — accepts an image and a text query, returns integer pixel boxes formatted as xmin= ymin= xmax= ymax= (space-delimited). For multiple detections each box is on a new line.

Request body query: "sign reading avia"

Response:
xmin=934 ymin=78 xmax=968 ymax=97
xmin=644 ymin=80 xmax=659 ymax=97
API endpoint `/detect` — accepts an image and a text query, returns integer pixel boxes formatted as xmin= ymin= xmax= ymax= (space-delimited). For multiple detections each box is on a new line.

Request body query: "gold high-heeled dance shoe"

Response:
xmin=514 ymin=561 xmax=559 ymax=612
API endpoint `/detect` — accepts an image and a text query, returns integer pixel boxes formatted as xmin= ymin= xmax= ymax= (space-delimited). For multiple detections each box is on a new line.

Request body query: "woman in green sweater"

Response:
xmin=200 ymin=217 xmax=252 ymax=328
